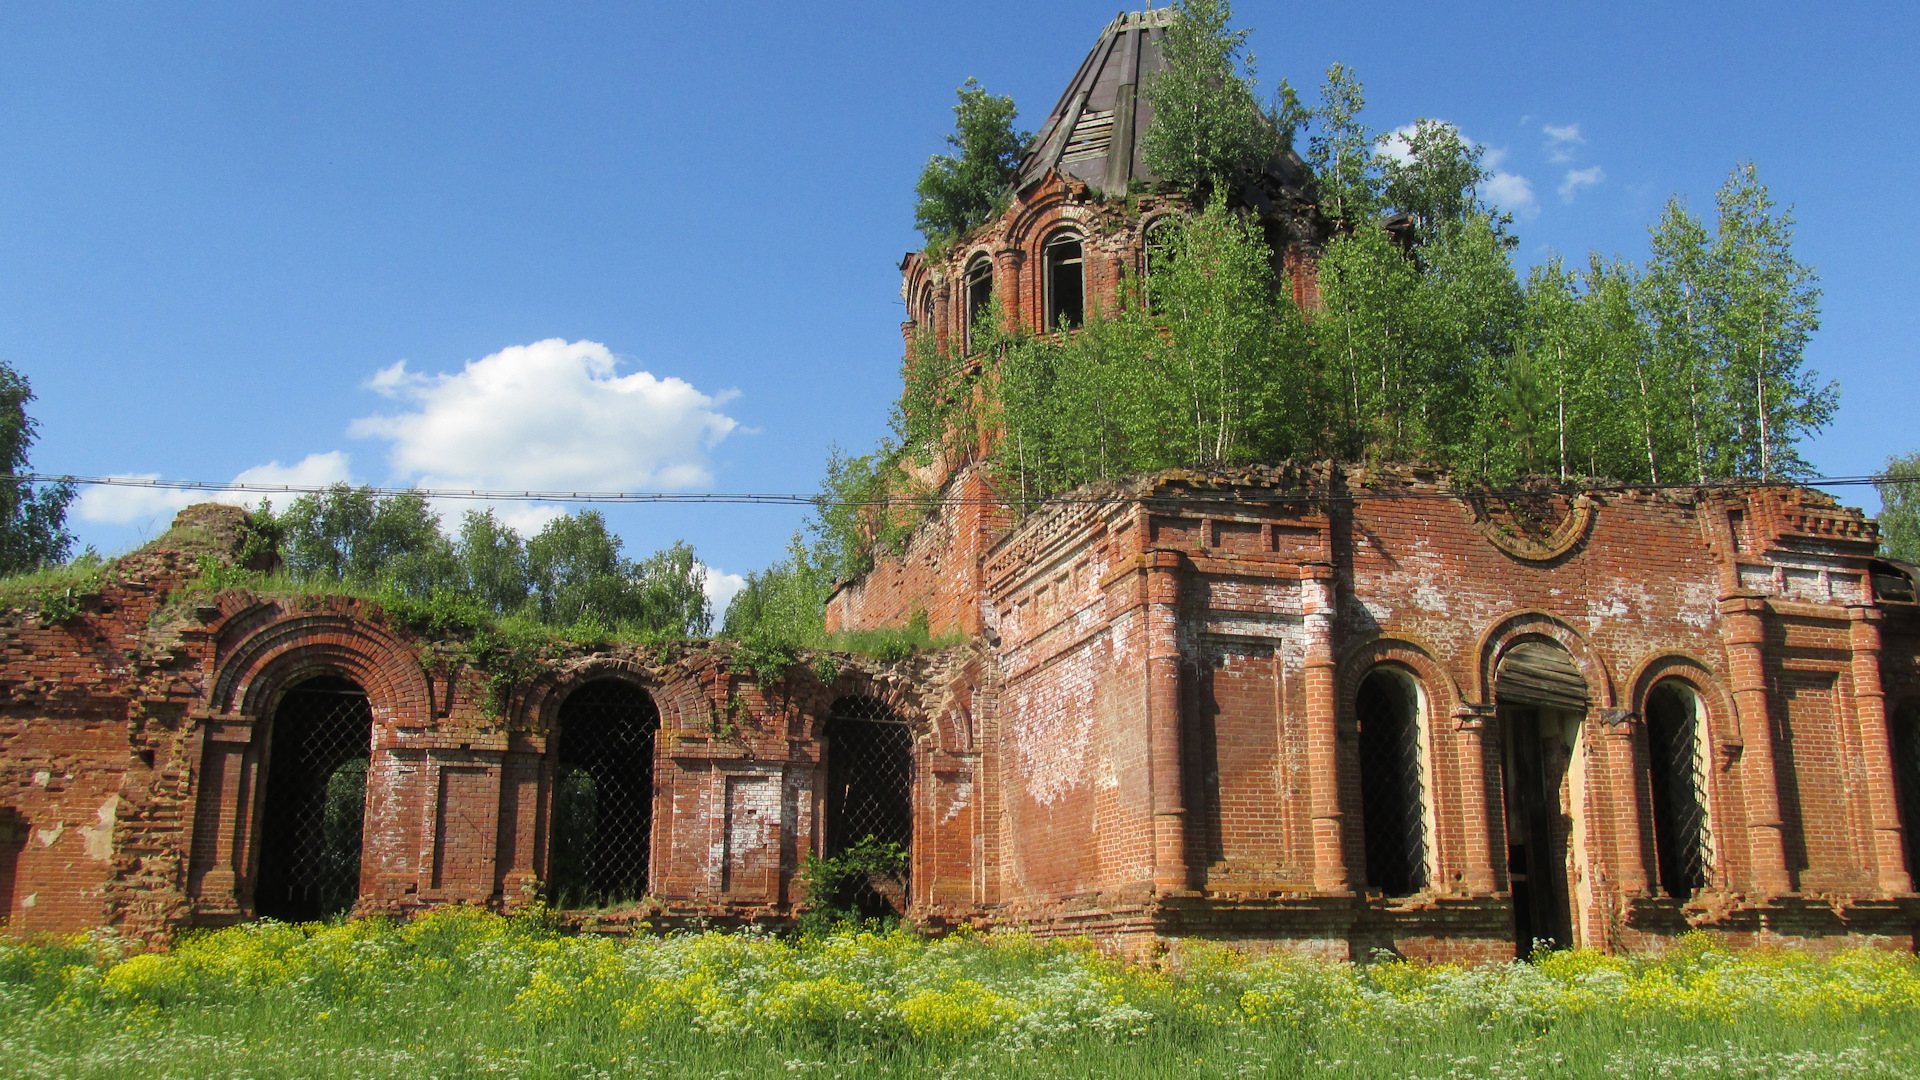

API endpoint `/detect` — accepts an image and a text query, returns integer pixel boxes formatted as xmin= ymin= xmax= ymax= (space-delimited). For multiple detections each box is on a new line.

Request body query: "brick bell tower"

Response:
xmin=897 ymin=8 xmax=1328 ymax=380
xmin=829 ymin=10 xmax=1332 ymax=638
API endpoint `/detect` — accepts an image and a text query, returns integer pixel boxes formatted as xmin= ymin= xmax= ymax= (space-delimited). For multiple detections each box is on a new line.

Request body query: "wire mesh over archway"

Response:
xmin=1645 ymin=681 xmax=1712 ymax=898
xmin=825 ymin=696 xmax=915 ymax=915
xmin=1355 ymin=668 xmax=1428 ymax=897
xmin=550 ymin=680 xmax=660 ymax=909
xmin=255 ymin=676 xmax=373 ymax=922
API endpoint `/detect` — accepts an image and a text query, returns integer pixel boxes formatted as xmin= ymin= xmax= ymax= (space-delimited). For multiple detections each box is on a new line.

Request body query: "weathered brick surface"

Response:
xmin=6 ymin=471 xmax=1919 ymax=960
xmin=833 ymin=463 xmax=1920 ymax=959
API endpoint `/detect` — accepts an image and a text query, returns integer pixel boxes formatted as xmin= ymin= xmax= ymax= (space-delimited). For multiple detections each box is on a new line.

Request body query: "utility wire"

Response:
xmin=15 ymin=470 xmax=1920 ymax=509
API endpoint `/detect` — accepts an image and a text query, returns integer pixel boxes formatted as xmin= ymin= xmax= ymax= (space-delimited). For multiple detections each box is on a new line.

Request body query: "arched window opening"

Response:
xmin=1144 ymin=217 xmax=1176 ymax=313
xmin=964 ymin=256 xmax=994 ymax=352
xmin=825 ymin=696 xmax=915 ymax=918
xmin=919 ymin=284 xmax=935 ymax=329
xmin=1893 ymin=699 xmax=1920 ymax=890
xmin=1355 ymin=667 xmax=1428 ymax=897
xmin=550 ymin=679 xmax=660 ymax=909
xmin=1644 ymin=681 xmax=1713 ymax=898
xmin=0 ymin=807 xmax=25 ymax=928
xmin=255 ymin=675 xmax=373 ymax=921
xmin=1044 ymin=233 xmax=1085 ymax=331
xmin=1494 ymin=640 xmax=1588 ymax=955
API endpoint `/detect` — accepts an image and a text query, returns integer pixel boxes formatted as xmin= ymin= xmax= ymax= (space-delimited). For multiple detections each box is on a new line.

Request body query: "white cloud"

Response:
xmin=1543 ymin=123 xmax=1585 ymax=163
xmin=349 ymin=339 xmax=739 ymax=493
xmin=72 ymin=452 xmax=353 ymax=526
xmin=1558 ymin=166 xmax=1606 ymax=203
xmin=1480 ymin=171 xmax=1539 ymax=220
xmin=230 ymin=452 xmax=354 ymax=499
xmin=1377 ymin=122 xmax=1421 ymax=165
xmin=1376 ymin=120 xmax=1537 ymax=221
xmin=702 ymin=565 xmax=747 ymax=615
xmin=73 ymin=475 xmax=196 ymax=525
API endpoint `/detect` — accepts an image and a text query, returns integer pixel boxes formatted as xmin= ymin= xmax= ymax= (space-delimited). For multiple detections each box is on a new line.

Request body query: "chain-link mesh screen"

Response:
xmin=550 ymin=680 xmax=659 ymax=909
xmin=1355 ymin=670 xmax=1429 ymax=897
xmin=1645 ymin=682 xmax=1712 ymax=898
xmin=255 ymin=676 xmax=373 ymax=921
xmin=1891 ymin=701 xmax=1920 ymax=890
xmin=825 ymin=696 xmax=914 ymax=916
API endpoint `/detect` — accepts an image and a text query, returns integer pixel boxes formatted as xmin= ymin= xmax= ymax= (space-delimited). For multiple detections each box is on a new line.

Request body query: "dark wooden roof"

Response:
xmin=1011 ymin=8 xmax=1315 ymax=203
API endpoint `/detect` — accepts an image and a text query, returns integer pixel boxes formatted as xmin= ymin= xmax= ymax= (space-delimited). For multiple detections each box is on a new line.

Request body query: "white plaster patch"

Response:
xmin=80 ymin=795 xmax=119 ymax=861
xmin=940 ymin=779 xmax=973 ymax=825
xmin=32 ymin=770 xmax=49 ymax=787
xmin=1675 ymin=580 xmax=1718 ymax=630
xmin=19 ymin=893 xmax=34 ymax=909
xmin=35 ymin=822 xmax=63 ymax=848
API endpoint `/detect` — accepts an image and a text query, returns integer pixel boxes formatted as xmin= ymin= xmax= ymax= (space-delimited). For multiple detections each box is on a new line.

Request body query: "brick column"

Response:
xmin=1719 ymin=594 xmax=1794 ymax=896
xmin=1601 ymin=711 xmax=1651 ymax=896
xmin=1145 ymin=549 xmax=1190 ymax=893
xmin=1453 ymin=705 xmax=1498 ymax=895
xmin=993 ymin=247 xmax=1026 ymax=333
xmin=1849 ymin=605 xmax=1912 ymax=894
xmin=1302 ymin=563 xmax=1349 ymax=894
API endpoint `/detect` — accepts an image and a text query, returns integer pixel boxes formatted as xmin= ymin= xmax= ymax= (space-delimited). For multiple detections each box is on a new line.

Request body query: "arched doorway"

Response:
xmin=824 ymin=696 xmax=915 ymax=917
xmin=1644 ymin=680 xmax=1713 ymax=898
xmin=255 ymin=675 xmax=373 ymax=921
xmin=549 ymin=680 xmax=659 ymax=909
xmin=1355 ymin=666 xmax=1429 ymax=897
xmin=1893 ymin=699 xmax=1920 ymax=890
xmin=1495 ymin=641 xmax=1588 ymax=955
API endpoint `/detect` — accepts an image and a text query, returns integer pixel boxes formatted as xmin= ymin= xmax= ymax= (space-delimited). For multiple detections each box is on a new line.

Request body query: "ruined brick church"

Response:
xmin=4 ymin=10 xmax=1918 ymax=962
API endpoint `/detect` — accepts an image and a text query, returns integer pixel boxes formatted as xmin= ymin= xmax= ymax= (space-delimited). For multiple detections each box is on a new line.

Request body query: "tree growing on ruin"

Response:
xmin=0 ymin=361 xmax=74 ymax=574
xmin=1878 ymin=452 xmax=1920 ymax=563
xmin=1141 ymin=0 xmax=1277 ymax=193
xmin=913 ymin=79 xmax=1028 ymax=249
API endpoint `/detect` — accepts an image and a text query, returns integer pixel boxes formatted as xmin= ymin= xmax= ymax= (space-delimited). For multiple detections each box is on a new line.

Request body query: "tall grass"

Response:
xmin=1 ymin=910 xmax=1914 ymax=1079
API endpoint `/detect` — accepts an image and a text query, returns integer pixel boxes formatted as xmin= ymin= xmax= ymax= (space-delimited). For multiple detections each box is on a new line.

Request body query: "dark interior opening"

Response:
xmin=0 ymin=807 xmax=25 ymax=927
xmin=1645 ymin=681 xmax=1711 ymax=898
xmin=550 ymin=679 xmax=660 ymax=909
xmin=965 ymin=258 xmax=994 ymax=351
xmin=256 ymin=676 xmax=373 ymax=922
xmin=1495 ymin=641 xmax=1587 ymax=955
xmin=1356 ymin=669 xmax=1427 ymax=897
xmin=1044 ymin=234 xmax=1085 ymax=331
xmin=1893 ymin=699 xmax=1920 ymax=890
xmin=825 ymin=696 xmax=915 ymax=918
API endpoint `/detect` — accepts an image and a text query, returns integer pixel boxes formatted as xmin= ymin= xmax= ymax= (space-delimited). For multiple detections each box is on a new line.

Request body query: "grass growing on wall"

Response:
xmin=4 ymin=909 xmax=1919 ymax=1079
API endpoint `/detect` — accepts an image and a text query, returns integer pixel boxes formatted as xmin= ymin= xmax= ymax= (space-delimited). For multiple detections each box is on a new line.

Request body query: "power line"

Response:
xmin=16 ymin=470 xmax=1920 ymax=509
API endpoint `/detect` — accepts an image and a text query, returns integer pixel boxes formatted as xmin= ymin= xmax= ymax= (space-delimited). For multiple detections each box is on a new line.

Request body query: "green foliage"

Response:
xmin=796 ymin=835 xmax=910 ymax=934
xmin=913 ymin=79 xmax=1028 ymax=249
xmin=1303 ymin=62 xmax=1378 ymax=225
xmin=1879 ymin=452 xmax=1920 ymax=563
xmin=270 ymin=485 xmax=712 ymax=639
xmin=7 ymin=911 xmax=1920 ymax=1078
xmin=1141 ymin=0 xmax=1276 ymax=193
xmin=996 ymin=199 xmax=1313 ymax=503
xmin=0 ymin=361 xmax=75 ymax=574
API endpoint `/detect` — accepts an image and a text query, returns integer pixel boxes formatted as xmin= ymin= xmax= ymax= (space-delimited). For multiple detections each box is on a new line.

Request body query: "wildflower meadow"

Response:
xmin=3 ymin=908 xmax=1917 ymax=1079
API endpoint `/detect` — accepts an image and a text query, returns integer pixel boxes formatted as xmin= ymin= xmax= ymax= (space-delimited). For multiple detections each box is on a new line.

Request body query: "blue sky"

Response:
xmin=4 ymin=0 xmax=1915 ymax=604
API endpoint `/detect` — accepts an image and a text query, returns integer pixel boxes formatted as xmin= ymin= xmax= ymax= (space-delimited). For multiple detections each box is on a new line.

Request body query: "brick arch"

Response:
xmin=1471 ymin=610 xmax=1615 ymax=709
xmin=519 ymin=656 xmax=657 ymax=734
xmin=814 ymin=670 xmax=928 ymax=742
xmin=1625 ymin=653 xmax=1735 ymax=735
xmin=1336 ymin=635 xmax=1463 ymax=719
xmin=205 ymin=602 xmax=432 ymax=723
